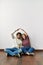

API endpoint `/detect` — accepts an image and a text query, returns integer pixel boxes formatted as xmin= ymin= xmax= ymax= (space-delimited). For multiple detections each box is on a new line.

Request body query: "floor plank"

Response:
xmin=0 ymin=51 xmax=43 ymax=65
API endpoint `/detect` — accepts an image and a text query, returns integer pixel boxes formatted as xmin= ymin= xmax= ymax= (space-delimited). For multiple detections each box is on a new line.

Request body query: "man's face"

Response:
xmin=16 ymin=34 xmax=21 ymax=39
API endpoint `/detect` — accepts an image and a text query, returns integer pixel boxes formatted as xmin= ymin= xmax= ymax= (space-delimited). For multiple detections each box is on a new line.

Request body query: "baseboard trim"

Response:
xmin=0 ymin=49 xmax=43 ymax=51
xmin=35 ymin=49 xmax=43 ymax=52
xmin=0 ymin=49 xmax=4 ymax=51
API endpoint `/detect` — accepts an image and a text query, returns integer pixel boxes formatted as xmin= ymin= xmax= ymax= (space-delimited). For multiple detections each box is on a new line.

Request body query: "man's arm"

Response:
xmin=11 ymin=28 xmax=20 ymax=39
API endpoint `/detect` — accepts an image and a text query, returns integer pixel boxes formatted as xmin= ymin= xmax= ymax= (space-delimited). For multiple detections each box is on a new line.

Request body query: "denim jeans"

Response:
xmin=4 ymin=47 xmax=22 ymax=56
xmin=21 ymin=46 xmax=35 ymax=53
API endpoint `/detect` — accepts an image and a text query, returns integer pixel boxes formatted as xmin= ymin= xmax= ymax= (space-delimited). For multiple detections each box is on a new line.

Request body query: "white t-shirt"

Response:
xmin=12 ymin=29 xmax=24 ymax=48
xmin=12 ymin=38 xmax=22 ymax=48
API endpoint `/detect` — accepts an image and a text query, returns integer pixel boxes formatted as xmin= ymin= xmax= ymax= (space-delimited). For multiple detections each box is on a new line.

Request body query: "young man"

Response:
xmin=4 ymin=28 xmax=22 ymax=57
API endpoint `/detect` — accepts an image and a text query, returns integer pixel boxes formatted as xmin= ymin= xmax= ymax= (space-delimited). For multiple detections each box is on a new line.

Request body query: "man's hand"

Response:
xmin=11 ymin=28 xmax=20 ymax=39
xmin=11 ymin=34 xmax=15 ymax=39
xmin=16 ymin=28 xmax=20 ymax=31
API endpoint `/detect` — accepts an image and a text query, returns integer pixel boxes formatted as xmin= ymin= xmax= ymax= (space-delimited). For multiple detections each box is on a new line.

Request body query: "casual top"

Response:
xmin=12 ymin=38 xmax=22 ymax=48
xmin=16 ymin=38 xmax=22 ymax=45
xmin=12 ymin=30 xmax=24 ymax=48
xmin=22 ymin=36 xmax=30 ymax=47
xmin=16 ymin=38 xmax=22 ymax=48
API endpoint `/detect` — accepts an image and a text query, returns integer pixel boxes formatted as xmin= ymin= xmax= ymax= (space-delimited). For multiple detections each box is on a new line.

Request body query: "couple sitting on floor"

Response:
xmin=4 ymin=28 xmax=35 ymax=57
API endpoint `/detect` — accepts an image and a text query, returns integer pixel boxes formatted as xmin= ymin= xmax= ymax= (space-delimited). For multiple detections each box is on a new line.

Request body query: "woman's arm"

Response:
xmin=11 ymin=28 xmax=20 ymax=39
xmin=20 ymin=28 xmax=28 ymax=36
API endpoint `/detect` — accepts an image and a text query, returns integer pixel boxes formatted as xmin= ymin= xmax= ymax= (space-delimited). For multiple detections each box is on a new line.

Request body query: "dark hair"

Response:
xmin=16 ymin=32 xmax=22 ymax=36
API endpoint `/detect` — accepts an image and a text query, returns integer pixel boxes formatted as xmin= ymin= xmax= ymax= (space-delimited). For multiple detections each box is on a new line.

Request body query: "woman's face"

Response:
xmin=22 ymin=34 xmax=26 ymax=39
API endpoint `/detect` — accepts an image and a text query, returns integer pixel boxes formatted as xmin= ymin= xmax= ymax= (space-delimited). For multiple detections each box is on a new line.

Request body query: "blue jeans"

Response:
xmin=21 ymin=46 xmax=35 ymax=54
xmin=4 ymin=47 xmax=22 ymax=56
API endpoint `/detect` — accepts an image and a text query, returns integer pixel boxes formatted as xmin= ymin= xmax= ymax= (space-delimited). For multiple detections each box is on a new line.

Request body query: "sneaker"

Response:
xmin=26 ymin=52 xmax=34 ymax=56
xmin=5 ymin=53 xmax=11 ymax=56
xmin=26 ymin=52 xmax=30 ymax=55
xmin=29 ymin=53 xmax=34 ymax=56
xmin=5 ymin=53 xmax=7 ymax=56
xmin=18 ymin=54 xmax=20 ymax=58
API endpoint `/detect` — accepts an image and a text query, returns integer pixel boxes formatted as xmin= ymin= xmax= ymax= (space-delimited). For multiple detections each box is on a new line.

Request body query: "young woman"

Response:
xmin=19 ymin=28 xmax=35 ymax=55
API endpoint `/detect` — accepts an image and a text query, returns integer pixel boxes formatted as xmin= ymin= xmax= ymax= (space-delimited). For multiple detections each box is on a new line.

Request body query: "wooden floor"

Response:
xmin=0 ymin=51 xmax=43 ymax=65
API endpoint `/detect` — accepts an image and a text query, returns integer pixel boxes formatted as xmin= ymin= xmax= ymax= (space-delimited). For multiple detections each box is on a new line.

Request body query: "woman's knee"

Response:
xmin=28 ymin=47 xmax=35 ymax=53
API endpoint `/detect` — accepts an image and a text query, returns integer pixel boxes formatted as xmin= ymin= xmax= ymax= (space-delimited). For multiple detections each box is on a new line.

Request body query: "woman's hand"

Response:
xmin=19 ymin=28 xmax=28 ymax=36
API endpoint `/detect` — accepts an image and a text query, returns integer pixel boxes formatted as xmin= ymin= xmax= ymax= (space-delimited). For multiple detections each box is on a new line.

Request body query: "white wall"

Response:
xmin=0 ymin=0 xmax=43 ymax=49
